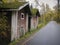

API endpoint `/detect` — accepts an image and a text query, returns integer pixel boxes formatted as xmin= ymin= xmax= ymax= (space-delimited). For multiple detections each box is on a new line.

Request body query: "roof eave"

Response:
xmin=18 ymin=2 xmax=28 ymax=10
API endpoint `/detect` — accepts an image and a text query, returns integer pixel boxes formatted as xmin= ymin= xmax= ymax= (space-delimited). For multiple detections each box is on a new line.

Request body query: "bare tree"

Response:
xmin=34 ymin=0 xmax=41 ymax=7
xmin=46 ymin=4 xmax=50 ymax=12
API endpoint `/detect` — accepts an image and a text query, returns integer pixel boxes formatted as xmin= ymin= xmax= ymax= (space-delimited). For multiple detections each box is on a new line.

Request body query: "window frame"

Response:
xmin=21 ymin=13 xmax=24 ymax=19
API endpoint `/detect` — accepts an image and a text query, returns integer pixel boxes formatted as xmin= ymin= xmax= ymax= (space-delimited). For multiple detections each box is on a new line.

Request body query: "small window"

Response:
xmin=21 ymin=13 xmax=24 ymax=19
xmin=22 ymin=14 xmax=24 ymax=18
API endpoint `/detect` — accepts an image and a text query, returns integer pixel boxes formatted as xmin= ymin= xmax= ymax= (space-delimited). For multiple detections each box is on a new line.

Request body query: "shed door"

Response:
xmin=28 ymin=15 xmax=31 ymax=32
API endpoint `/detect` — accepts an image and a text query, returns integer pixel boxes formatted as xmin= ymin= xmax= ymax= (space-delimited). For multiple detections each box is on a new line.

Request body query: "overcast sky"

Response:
xmin=26 ymin=0 xmax=57 ymax=10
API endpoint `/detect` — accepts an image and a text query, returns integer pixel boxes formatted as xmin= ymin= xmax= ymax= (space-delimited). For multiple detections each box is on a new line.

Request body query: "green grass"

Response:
xmin=0 ymin=2 xmax=26 ymax=9
xmin=31 ymin=8 xmax=38 ymax=15
xmin=37 ymin=23 xmax=46 ymax=29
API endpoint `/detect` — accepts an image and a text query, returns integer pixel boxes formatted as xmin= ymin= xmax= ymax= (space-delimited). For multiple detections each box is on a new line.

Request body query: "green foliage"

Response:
xmin=31 ymin=8 xmax=38 ymax=15
xmin=53 ymin=3 xmax=60 ymax=23
xmin=53 ymin=10 xmax=60 ymax=22
xmin=0 ymin=13 xmax=7 ymax=31
xmin=2 ymin=0 xmax=7 ymax=3
xmin=2 ymin=0 xmax=17 ymax=3
xmin=0 ymin=12 xmax=9 ymax=38
xmin=40 ymin=2 xmax=60 ymax=23
xmin=37 ymin=23 xmax=45 ymax=29
xmin=0 ymin=1 xmax=26 ymax=9
xmin=39 ymin=9 xmax=60 ymax=24
xmin=42 ymin=11 xmax=53 ymax=23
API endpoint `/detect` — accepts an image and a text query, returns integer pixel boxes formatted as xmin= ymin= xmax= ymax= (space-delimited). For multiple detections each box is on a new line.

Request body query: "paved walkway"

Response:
xmin=25 ymin=21 xmax=60 ymax=45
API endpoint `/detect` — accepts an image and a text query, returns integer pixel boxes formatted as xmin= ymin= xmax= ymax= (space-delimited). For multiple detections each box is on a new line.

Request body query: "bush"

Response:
xmin=0 ymin=12 xmax=10 ymax=45
xmin=37 ymin=23 xmax=45 ymax=29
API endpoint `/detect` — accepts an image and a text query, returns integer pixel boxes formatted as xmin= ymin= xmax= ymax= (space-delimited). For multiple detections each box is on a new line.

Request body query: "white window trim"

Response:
xmin=21 ymin=13 xmax=24 ymax=19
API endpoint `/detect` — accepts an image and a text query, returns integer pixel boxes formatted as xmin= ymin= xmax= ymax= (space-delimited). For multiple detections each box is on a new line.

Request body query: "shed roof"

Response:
xmin=31 ymin=8 xmax=40 ymax=16
xmin=0 ymin=2 xmax=26 ymax=9
xmin=31 ymin=8 xmax=38 ymax=15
